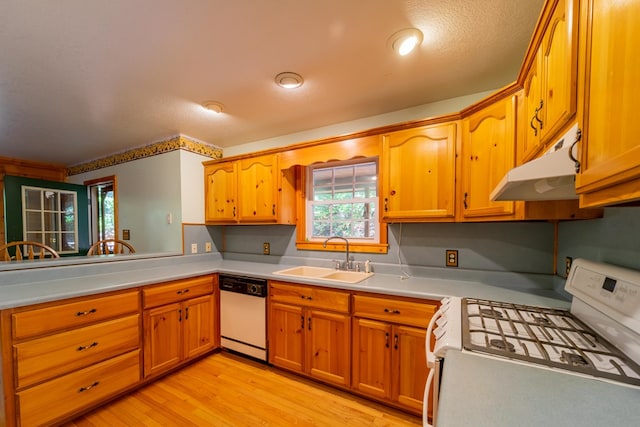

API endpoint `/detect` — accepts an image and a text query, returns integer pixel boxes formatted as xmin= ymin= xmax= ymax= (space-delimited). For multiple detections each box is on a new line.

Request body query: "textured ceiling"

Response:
xmin=0 ymin=0 xmax=545 ymax=166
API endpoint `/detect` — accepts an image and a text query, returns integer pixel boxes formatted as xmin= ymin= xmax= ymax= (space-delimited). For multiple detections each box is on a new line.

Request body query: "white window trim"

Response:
xmin=305 ymin=158 xmax=379 ymax=244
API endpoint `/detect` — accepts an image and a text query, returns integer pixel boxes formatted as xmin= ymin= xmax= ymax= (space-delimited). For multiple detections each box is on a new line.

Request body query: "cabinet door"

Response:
xmin=237 ymin=154 xmax=278 ymax=222
xmin=461 ymin=96 xmax=516 ymax=219
xmin=143 ymin=302 xmax=182 ymax=377
xmin=269 ymin=302 xmax=304 ymax=373
xmin=392 ymin=325 xmax=430 ymax=413
xmin=540 ymin=0 xmax=578 ymax=142
xmin=183 ymin=295 xmax=216 ymax=360
xmin=522 ymin=50 xmax=543 ymax=161
xmin=204 ymin=162 xmax=237 ymax=223
xmin=576 ymin=0 xmax=640 ymax=206
xmin=306 ymin=309 xmax=351 ymax=387
xmin=381 ymin=123 xmax=457 ymax=220
xmin=352 ymin=318 xmax=391 ymax=399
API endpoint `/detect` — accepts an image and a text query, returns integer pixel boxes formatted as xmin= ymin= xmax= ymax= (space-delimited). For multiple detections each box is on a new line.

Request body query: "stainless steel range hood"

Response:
xmin=490 ymin=123 xmax=581 ymax=201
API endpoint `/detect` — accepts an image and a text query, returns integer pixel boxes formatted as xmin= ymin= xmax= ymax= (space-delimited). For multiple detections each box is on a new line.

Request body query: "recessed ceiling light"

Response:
xmin=389 ymin=28 xmax=424 ymax=56
xmin=202 ymin=100 xmax=225 ymax=113
xmin=275 ymin=72 xmax=304 ymax=89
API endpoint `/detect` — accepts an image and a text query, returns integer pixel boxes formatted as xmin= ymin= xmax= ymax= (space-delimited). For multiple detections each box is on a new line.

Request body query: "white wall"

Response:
xmin=68 ymin=151 xmax=183 ymax=253
xmin=180 ymin=150 xmax=210 ymax=224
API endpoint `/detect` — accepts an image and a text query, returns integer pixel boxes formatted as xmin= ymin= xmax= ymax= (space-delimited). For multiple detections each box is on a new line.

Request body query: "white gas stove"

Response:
xmin=424 ymin=259 xmax=640 ymax=426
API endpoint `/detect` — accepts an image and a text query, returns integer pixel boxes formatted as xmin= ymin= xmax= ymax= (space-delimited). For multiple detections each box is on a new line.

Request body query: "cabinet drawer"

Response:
xmin=270 ymin=281 xmax=350 ymax=313
xmin=143 ymin=275 xmax=214 ymax=308
xmin=12 ymin=291 xmax=140 ymax=340
xmin=15 ymin=314 xmax=140 ymax=389
xmin=17 ymin=350 xmax=140 ymax=427
xmin=353 ymin=295 xmax=438 ymax=328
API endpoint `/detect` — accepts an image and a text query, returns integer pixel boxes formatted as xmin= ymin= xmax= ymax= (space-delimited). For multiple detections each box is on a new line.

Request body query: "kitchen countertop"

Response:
xmin=3 ymin=253 xmax=633 ymax=426
xmin=436 ymin=350 xmax=640 ymax=427
xmin=0 ymin=253 xmax=570 ymax=310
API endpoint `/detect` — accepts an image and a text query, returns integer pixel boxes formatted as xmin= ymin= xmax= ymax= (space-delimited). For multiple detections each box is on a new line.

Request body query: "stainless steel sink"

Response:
xmin=273 ymin=266 xmax=373 ymax=284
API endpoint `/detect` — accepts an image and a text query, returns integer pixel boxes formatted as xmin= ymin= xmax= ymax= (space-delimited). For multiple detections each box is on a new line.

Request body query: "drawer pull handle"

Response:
xmin=300 ymin=295 xmax=312 ymax=300
xmin=77 ymin=341 xmax=99 ymax=352
xmin=78 ymin=381 xmax=100 ymax=393
xmin=384 ymin=308 xmax=401 ymax=314
xmin=394 ymin=334 xmax=399 ymax=350
xmin=176 ymin=288 xmax=190 ymax=295
xmin=385 ymin=332 xmax=390 ymax=348
xmin=76 ymin=308 xmax=97 ymax=317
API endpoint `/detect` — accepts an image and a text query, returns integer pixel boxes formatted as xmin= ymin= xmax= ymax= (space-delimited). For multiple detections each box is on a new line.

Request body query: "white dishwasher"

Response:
xmin=219 ymin=274 xmax=268 ymax=361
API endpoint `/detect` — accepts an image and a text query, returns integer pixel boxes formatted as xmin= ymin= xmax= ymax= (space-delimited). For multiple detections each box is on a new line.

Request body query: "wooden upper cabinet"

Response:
xmin=204 ymin=161 xmax=237 ymax=223
xmin=380 ymin=122 xmax=457 ymax=222
xmin=204 ymin=153 xmax=295 ymax=225
xmin=237 ymin=154 xmax=278 ymax=222
xmin=521 ymin=0 xmax=579 ymax=162
xmin=576 ymin=0 xmax=640 ymax=207
xmin=460 ymin=95 xmax=516 ymax=220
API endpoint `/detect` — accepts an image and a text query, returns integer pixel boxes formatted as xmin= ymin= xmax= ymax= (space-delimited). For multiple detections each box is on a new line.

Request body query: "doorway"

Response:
xmin=85 ymin=176 xmax=118 ymax=243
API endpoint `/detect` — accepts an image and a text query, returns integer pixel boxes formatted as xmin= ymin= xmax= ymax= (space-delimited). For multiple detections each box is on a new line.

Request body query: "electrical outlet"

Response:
xmin=263 ymin=242 xmax=270 ymax=255
xmin=565 ymin=256 xmax=573 ymax=278
xmin=191 ymin=243 xmax=198 ymax=254
xmin=205 ymin=242 xmax=212 ymax=252
xmin=446 ymin=249 xmax=458 ymax=267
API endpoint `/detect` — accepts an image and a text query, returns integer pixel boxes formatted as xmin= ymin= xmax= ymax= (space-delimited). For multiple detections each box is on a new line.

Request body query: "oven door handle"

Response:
xmin=423 ymin=365 xmax=435 ymax=427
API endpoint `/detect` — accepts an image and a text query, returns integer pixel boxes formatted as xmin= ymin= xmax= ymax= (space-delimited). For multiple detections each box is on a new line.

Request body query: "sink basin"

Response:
xmin=273 ymin=266 xmax=373 ymax=284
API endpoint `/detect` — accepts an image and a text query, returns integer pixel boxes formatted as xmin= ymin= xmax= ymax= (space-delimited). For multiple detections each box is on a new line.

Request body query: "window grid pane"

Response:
xmin=308 ymin=160 xmax=378 ymax=242
xmin=22 ymin=186 xmax=79 ymax=254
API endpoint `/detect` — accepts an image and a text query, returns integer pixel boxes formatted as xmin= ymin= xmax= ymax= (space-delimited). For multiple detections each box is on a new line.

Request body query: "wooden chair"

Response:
xmin=0 ymin=241 xmax=60 ymax=261
xmin=87 ymin=239 xmax=136 ymax=256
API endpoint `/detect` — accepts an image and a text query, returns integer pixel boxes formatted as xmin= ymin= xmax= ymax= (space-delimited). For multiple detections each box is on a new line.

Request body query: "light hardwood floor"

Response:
xmin=64 ymin=352 xmax=423 ymax=426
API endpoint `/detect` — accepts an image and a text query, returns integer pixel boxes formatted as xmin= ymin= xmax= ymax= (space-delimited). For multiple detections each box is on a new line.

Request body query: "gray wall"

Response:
xmin=213 ymin=221 xmax=556 ymax=274
xmin=557 ymin=207 xmax=640 ymax=272
xmin=185 ymin=207 xmax=640 ymax=280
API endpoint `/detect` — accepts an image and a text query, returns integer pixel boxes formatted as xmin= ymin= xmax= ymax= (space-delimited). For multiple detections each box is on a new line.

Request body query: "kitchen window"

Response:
xmin=297 ymin=158 xmax=387 ymax=254
xmin=307 ymin=159 xmax=378 ymax=242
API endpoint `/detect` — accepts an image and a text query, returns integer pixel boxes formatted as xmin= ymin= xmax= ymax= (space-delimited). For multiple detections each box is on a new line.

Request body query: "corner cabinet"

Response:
xmin=521 ymin=0 xmax=579 ymax=162
xmin=460 ymin=95 xmax=517 ymax=220
xmin=352 ymin=294 xmax=438 ymax=416
xmin=204 ymin=153 xmax=296 ymax=224
xmin=575 ymin=0 xmax=640 ymax=207
xmin=380 ymin=121 xmax=458 ymax=222
xmin=143 ymin=275 xmax=217 ymax=378
xmin=268 ymin=281 xmax=351 ymax=388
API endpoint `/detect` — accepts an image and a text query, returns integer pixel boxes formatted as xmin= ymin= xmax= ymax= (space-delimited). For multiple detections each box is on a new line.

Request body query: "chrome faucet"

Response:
xmin=323 ymin=236 xmax=351 ymax=270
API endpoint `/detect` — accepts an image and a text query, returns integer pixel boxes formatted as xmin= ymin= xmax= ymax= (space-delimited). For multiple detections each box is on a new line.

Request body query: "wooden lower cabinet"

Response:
xmin=0 ymin=289 xmax=141 ymax=427
xmin=16 ymin=350 xmax=140 ymax=427
xmin=143 ymin=276 xmax=217 ymax=378
xmin=352 ymin=294 xmax=438 ymax=416
xmin=268 ymin=282 xmax=351 ymax=388
xmin=352 ymin=319 xmax=428 ymax=412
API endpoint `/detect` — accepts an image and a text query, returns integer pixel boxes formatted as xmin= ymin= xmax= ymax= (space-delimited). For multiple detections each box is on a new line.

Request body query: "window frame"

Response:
xmin=295 ymin=158 xmax=388 ymax=255
xmin=21 ymin=185 xmax=79 ymax=254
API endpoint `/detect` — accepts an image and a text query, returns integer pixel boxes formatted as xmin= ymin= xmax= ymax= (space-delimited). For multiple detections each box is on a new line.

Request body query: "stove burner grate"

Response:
xmin=561 ymin=351 xmax=589 ymax=367
xmin=461 ymin=298 xmax=640 ymax=387
xmin=489 ymin=338 xmax=516 ymax=353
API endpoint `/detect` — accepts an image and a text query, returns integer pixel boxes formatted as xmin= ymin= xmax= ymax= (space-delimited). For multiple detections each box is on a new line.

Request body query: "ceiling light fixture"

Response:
xmin=202 ymin=100 xmax=225 ymax=113
xmin=275 ymin=72 xmax=304 ymax=89
xmin=389 ymin=28 xmax=424 ymax=56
